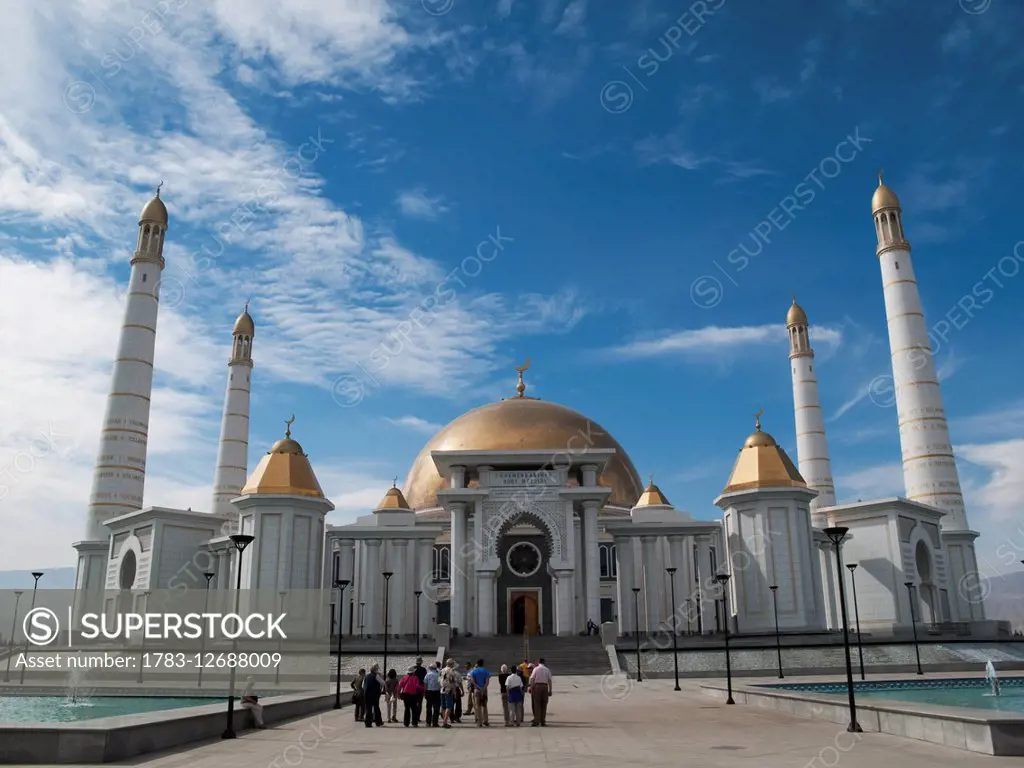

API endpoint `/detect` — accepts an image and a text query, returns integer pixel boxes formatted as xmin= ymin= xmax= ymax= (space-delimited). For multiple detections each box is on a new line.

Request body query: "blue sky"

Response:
xmin=1 ymin=0 xmax=1023 ymax=579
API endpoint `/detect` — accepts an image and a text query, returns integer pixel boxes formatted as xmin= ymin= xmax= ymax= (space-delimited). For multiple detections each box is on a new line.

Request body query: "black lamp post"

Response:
xmin=197 ymin=572 xmax=216 ymax=688
xmin=715 ymin=573 xmax=734 ymax=704
xmin=414 ymin=590 xmax=423 ymax=655
xmin=631 ymin=587 xmax=642 ymax=682
xmin=666 ymin=567 xmax=680 ymax=691
xmin=359 ymin=602 xmax=365 ymax=638
xmin=382 ymin=571 xmax=393 ymax=675
xmin=846 ymin=564 xmax=865 ymax=680
xmin=769 ymin=585 xmax=783 ymax=679
xmin=222 ymin=533 xmax=254 ymax=740
xmin=333 ymin=579 xmax=351 ymax=709
xmin=19 ymin=572 xmax=43 ymax=685
xmin=3 ymin=591 xmax=23 ymax=683
xmin=904 ymin=581 xmax=923 ymax=675
xmin=823 ymin=527 xmax=862 ymax=733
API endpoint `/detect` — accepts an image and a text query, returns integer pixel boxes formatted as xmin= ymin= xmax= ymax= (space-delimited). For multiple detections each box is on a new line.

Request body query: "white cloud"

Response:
xmin=0 ymin=0 xmax=588 ymax=571
xmin=834 ymin=462 xmax=904 ymax=503
xmin=609 ymin=324 xmax=842 ymax=360
xmin=554 ymin=0 xmax=587 ymax=36
xmin=396 ymin=187 xmax=449 ymax=220
xmin=384 ymin=415 xmax=442 ymax=434
xmin=753 ymin=77 xmax=794 ymax=104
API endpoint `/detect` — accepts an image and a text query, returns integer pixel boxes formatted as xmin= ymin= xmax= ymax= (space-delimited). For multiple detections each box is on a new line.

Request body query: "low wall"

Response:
xmin=0 ymin=691 xmax=337 ymax=764
xmin=700 ymin=680 xmax=1024 ymax=756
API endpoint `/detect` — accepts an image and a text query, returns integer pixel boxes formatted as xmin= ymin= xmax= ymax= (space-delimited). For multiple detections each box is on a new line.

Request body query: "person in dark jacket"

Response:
xmin=412 ymin=657 xmax=427 ymax=725
xmin=351 ymin=668 xmax=366 ymax=722
xmin=362 ymin=663 xmax=384 ymax=727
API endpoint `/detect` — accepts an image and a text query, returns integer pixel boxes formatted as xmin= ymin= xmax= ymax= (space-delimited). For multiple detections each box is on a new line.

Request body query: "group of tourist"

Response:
xmin=350 ymin=657 xmax=553 ymax=729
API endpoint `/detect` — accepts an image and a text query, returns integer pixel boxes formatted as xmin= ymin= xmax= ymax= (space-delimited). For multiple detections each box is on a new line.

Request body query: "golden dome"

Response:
xmin=871 ymin=171 xmax=900 ymax=214
xmin=377 ymin=483 xmax=411 ymax=510
xmin=635 ymin=480 xmax=671 ymax=508
xmin=786 ymin=296 xmax=808 ymax=327
xmin=233 ymin=306 xmax=255 ymax=336
xmin=724 ymin=419 xmax=806 ymax=494
xmin=241 ymin=420 xmax=324 ymax=498
xmin=403 ymin=398 xmax=643 ymax=509
xmin=139 ymin=188 xmax=168 ymax=225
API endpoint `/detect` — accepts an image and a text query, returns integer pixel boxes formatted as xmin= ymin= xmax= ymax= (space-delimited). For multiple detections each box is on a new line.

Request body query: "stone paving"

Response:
xmin=46 ymin=675 xmax=1023 ymax=767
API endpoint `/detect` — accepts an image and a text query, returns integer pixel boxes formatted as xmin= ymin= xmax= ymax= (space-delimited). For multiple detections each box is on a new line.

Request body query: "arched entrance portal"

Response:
xmin=495 ymin=516 xmax=554 ymax=635
xmin=914 ymin=539 xmax=938 ymax=623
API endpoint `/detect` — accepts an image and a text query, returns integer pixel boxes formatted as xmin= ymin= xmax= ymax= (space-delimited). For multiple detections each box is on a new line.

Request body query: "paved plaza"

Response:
xmin=34 ymin=675 xmax=1018 ymax=768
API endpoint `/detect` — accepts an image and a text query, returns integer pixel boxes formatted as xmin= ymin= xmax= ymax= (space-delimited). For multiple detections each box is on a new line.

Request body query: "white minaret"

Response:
xmin=872 ymin=172 xmax=968 ymax=531
xmin=83 ymin=187 xmax=168 ymax=540
xmin=787 ymin=296 xmax=837 ymax=522
xmin=210 ymin=305 xmax=255 ymax=524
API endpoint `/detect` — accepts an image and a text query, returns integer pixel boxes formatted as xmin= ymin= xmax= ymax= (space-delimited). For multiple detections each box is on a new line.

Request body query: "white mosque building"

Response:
xmin=71 ymin=176 xmax=990 ymax=642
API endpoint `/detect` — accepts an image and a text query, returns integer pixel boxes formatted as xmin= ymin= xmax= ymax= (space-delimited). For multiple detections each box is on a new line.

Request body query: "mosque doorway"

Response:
xmin=509 ymin=590 xmax=540 ymax=635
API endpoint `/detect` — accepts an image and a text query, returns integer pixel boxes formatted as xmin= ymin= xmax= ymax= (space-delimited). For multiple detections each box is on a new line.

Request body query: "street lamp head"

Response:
xmin=631 ymin=587 xmax=641 ymax=595
xmin=846 ymin=563 xmax=859 ymax=572
xmin=823 ymin=526 xmax=849 ymax=546
xmin=382 ymin=571 xmax=393 ymax=581
xmin=31 ymin=572 xmax=44 ymax=580
xmin=414 ymin=590 xmax=423 ymax=597
xmin=904 ymin=581 xmax=915 ymax=589
xmin=665 ymin=566 xmax=677 ymax=574
xmin=715 ymin=572 xmax=731 ymax=585
xmin=229 ymin=533 xmax=255 ymax=552
xmin=203 ymin=572 xmax=215 ymax=583
xmin=13 ymin=590 xmax=23 ymax=597
xmin=335 ymin=579 xmax=351 ymax=590
xmin=769 ymin=585 xmax=778 ymax=592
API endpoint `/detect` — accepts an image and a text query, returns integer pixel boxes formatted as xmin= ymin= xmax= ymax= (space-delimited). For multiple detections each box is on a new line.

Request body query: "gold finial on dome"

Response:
xmin=871 ymin=168 xmax=901 ymax=214
xmin=376 ymin=482 xmax=411 ymax=510
xmin=240 ymin=416 xmax=325 ymax=497
xmin=233 ymin=301 xmax=255 ymax=336
xmin=786 ymin=294 xmax=808 ymax=327
xmin=514 ymin=357 xmax=531 ymax=398
xmin=723 ymin=412 xmax=807 ymax=493
xmin=636 ymin=474 xmax=671 ymax=507
xmin=139 ymin=184 xmax=169 ymax=224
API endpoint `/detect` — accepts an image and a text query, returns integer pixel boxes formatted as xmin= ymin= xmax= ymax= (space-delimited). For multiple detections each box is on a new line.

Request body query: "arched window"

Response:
xmin=599 ymin=543 xmax=618 ymax=579
xmin=433 ymin=546 xmax=450 ymax=582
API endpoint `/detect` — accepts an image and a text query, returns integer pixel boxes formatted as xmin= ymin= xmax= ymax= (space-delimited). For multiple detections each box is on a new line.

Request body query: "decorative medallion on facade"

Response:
xmin=481 ymin=495 xmax=565 ymax=564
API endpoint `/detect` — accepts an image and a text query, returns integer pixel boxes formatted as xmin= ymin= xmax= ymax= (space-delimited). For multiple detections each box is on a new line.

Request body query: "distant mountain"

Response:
xmin=0 ymin=567 xmax=76 ymax=589
xmin=985 ymin=571 xmax=1024 ymax=632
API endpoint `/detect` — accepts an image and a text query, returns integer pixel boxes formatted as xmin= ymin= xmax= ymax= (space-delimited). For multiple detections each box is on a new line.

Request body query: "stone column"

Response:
xmin=276 ymin=513 xmax=294 ymax=590
xmin=364 ymin=539 xmax=382 ymax=636
xmin=583 ymin=500 xmax=601 ymax=628
xmin=417 ymin=538 xmax=433 ymax=639
xmin=696 ymin=535 xmax=714 ymax=634
xmin=554 ymin=569 xmax=574 ymax=636
xmin=477 ymin=571 xmax=496 ymax=636
xmin=449 ymin=502 xmax=467 ymax=634
xmin=614 ymin=535 xmax=635 ymax=635
xmin=641 ymin=536 xmax=663 ymax=631
xmin=392 ymin=540 xmax=409 ymax=635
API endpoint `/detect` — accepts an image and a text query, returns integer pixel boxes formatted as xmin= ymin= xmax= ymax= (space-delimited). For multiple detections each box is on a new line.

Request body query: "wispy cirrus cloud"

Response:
xmin=607 ymin=323 xmax=842 ymax=361
xmin=396 ymin=187 xmax=449 ymax=220
xmin=384 ymin=415 xmax=443 ymax=434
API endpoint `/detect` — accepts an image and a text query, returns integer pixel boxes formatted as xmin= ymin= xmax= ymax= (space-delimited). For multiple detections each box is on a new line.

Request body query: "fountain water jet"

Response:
xmin=986 ymin=660 xmax=1001 ymax=697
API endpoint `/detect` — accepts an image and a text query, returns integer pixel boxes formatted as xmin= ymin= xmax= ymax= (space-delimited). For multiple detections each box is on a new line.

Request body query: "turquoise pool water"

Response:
xmin=0 ymin=695 xmax=220 ymax=723
xmin=766 ymin=677 xmax=1024 ymax=714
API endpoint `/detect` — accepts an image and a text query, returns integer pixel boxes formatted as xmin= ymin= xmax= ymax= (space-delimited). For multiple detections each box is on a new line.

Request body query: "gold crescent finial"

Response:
xmin=792 ymin=292 xmax=797 ymax=304
xmin=285 ymin=414 xmax=295 ymax=438
xmin=244 ymin=297 xmax=250 ymax=313
xmin=877 ymin=168 xmax=884 ymax=185
xmin=156 ymin=180 xmax=164 ymax=197
xmin=514 ymin=356 xmax=531 ymax=397
xmin=648 ymin=472 xmax=654 ymax=487
xmin=392 ymin=476 xmax=397 ymax=488
xmin=755 ymin=408 xmax=764 ymax=431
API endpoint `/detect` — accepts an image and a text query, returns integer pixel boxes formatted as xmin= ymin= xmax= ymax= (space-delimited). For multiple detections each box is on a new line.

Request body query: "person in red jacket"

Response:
xmin=398 ymin=666 xmax=426 ymax=727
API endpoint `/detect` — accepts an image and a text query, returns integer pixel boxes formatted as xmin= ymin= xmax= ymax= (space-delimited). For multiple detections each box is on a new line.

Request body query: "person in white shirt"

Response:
xmin=527 ymin=659 xmax=552 ymax=726
xmin=504 ymin=666 xmax=525 ymax=726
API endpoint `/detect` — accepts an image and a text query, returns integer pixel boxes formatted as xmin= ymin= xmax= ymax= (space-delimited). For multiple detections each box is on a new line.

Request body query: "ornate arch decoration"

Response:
xmin=482 ymin=500 xmax=564 ymax=564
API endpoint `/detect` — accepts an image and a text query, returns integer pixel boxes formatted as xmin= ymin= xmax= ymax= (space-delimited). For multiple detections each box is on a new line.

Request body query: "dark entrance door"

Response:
xmin=509 ymin=592 xmax=540 ymax=635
